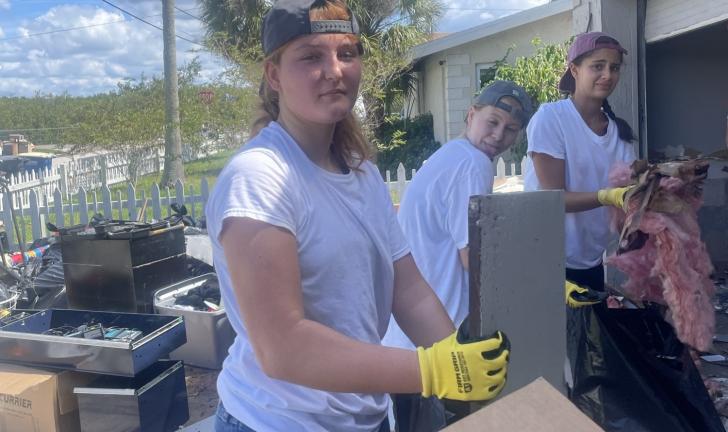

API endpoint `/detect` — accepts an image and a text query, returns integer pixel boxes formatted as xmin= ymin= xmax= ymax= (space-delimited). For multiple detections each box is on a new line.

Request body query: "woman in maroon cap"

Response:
xmin=524 ymin=30 xmax=636 ymax=426
xmin=525 ymin=31 xmax=636 ymax=296
xmin=205 ymin=1 xmax=510 ymax=431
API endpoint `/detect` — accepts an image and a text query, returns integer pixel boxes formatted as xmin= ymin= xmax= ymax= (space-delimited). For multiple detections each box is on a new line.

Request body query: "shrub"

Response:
xmin=374 ymin=113 xmax=440 ymax=175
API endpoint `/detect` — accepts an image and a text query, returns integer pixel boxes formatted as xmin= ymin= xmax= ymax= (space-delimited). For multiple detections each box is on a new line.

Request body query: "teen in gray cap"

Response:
xmin=205 ymin=1 xmax=510 ymax=431
xmin=381 ymin=80 xmax=531 ymax=431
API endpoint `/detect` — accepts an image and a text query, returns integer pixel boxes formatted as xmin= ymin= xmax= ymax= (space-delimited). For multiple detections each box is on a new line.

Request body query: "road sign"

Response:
xmin=198 ymin=90 xmax=214 ymax=105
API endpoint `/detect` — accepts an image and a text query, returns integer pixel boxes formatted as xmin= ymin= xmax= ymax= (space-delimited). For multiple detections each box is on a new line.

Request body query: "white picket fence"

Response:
xmin=0 ymin=152 xmax=525 ymax=251
xmin=1 ymin=178 xmax=210 ymax=252
xmin=384 ymin=156 xmax=528 ymax=203
xmin=1 ymin=143 xmax=222 ymax=215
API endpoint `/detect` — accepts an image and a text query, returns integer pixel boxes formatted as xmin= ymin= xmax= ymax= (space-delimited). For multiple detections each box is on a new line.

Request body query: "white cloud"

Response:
xmin=0 ymin=0 xmax=549 ymax=96
xmin=0 ymin=1 xmax=221 ymax=96
xmin=438 ymin=0 xmax=549 ymax=32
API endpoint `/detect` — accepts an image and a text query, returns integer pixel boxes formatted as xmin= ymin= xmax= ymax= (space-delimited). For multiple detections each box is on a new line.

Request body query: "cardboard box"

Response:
xmin=443 ymin=377 xmax=603 ymax=432
xmin=0 ymin=363 xmax=95 ymax=432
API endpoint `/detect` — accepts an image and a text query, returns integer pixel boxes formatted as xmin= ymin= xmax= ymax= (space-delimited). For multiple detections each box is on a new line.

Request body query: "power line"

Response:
xmin=174 ymin=5 xmax=205 ymax=22
xmin=0 ymin=16 xmax=154 ymax=42
xmin=100 ymin=0 xmax=204 ymax=47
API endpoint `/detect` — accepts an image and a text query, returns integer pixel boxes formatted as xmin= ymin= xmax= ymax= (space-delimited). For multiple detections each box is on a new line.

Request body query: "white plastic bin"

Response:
xmin=154 ymin=273 xmax=234 ymax=369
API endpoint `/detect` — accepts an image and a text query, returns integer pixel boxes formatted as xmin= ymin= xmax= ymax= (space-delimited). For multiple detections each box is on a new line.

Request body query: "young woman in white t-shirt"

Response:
xmin=525 ymin=31 xmax=636 ymax=294
xmin=205 ymin=1 xmax=510 ymax=431
xmin=523 ymin=31 xmax=637 ymax=428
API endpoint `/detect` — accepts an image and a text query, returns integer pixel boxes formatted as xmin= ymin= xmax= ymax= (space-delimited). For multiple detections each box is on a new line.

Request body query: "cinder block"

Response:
xmin=447 ymin=87 xmax=464 ymax=99
xmin=448 ymin=120 xmax=465 ymax=135
xmin=449 ymin=98 xmax=472 ymax=111
xmin=447 ymin=65 xmax=463 ymax=77
xmin=447 ymin=75 xmax=470 ymax=89
xmin=448 ymin=110 xmax=466 ymax=123
xmin=446 ymin=53 xmax=471 ymax=66
xmin=468 ymin=191 xmax=566 ymax=398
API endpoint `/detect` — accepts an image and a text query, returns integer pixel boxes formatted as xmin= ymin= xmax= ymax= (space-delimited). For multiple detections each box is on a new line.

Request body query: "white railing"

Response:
xmin=1 ymin=178 xmax=210 ymax=252
xmin=384 ymin=156 xmax=528 ymax=203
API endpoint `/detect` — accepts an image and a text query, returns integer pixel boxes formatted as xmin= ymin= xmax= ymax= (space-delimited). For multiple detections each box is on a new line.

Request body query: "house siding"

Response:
xmin=416 ymin=11 xmax=572 ymax=143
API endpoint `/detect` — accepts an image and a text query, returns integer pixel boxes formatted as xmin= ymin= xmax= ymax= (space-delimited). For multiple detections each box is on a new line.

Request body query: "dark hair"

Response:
xmin=602 ymin=99 xmax=635 ymax=142
xmin=572 ymin=46 xmax=636 ymax=142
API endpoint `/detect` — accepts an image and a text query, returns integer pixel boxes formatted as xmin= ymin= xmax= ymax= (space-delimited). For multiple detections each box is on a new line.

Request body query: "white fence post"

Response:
xmin=496 ymin=157 xmax=506 ymax=178
xmin=100 ymin=155 xmax=108 ymax=188
xmin=521 ymin=156 xmax=527 ymax=176
xmin=396 ymin=163 xmax=407 ymax=201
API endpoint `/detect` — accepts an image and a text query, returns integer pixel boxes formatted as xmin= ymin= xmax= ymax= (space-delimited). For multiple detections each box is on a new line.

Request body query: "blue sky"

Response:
xmin=0 ymin=0 xmax=547 ymax=96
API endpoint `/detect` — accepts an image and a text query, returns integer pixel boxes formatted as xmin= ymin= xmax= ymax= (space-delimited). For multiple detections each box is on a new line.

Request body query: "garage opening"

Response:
xmin=646 ymin=20 xmax=728 ymax=159
xmin=645 ymin=19 xmax=728 ymax=271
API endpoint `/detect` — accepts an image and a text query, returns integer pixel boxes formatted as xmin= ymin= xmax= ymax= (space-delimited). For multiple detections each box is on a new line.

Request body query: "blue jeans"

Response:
xmin=215 ymin=403 xmax=255 ymax=432
xmin=214 ymin=402 xmax=390 ymax=432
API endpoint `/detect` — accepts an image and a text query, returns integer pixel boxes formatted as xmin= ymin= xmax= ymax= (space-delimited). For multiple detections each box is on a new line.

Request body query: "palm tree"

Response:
xmin=198 ymin=0 xmax=443 ymax=134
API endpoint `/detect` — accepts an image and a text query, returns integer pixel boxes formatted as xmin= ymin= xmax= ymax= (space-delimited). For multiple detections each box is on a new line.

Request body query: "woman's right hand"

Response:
xmin=417 ymin=322 xmax=509 ymax=402
xmin=597 ymin=186 xmax=635 ymax=210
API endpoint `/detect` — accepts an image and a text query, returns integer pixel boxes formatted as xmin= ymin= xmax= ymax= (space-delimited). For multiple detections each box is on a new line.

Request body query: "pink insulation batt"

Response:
xmin=605 ymin=163 xmax=715 ymax=351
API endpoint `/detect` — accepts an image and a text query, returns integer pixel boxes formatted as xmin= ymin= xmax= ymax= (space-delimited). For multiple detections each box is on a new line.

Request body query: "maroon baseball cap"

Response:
xmin=558 ymin=32 xmax=628 ymax=93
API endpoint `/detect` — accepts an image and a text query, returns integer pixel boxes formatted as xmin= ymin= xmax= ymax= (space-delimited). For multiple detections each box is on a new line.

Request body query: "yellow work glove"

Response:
xmin=417 ymin=322 xmax=509 ymax=402
xmin=597 ymin=186 xmax=634 ymax=210
xmin=565 ymin=280 xmax=608 ymax=308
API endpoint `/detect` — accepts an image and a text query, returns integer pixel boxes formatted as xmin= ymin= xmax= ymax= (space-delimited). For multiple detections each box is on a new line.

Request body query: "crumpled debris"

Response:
xmin=704 ymin=377 xmax=728 ymax=424
xmin=605 ymin=159 xmax=715 ymax=351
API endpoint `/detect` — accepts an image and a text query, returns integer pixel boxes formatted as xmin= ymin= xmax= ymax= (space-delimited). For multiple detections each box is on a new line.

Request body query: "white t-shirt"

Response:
xmin=205 ymin=121 xmax=410 ymax=432
xmin=524 ymin=98 xmax=636 ymax=269
xmin=381 ymin=138 xmax=493 ymax=350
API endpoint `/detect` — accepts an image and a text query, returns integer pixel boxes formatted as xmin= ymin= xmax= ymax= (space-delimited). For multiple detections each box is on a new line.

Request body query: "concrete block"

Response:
xmin=448 ymin=110 xmax=466 ymax=123
xmin=447 ymin=75 xmax=470 ymax=89
xmin=449 ymin=98 xmax=472 ymax=111
xmin=447 ymin=65 xmax=463 ymax=77
xmin=468 ymin=191 xmax=566 ymax=398
xmin=448 ymin=123 xmax=465 ymax=139
xmin=447 ymin=87 xmax=464 ymax=99
xmin=446 ymin=53 xmax=471 ymax=66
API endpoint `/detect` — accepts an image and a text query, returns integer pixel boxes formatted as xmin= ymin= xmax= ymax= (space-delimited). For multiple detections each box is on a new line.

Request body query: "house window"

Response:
xmin=476 ymin=63 xmax=498 ymax=90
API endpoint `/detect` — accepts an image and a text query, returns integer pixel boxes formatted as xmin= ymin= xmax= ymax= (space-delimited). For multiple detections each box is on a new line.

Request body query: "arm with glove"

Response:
xmin=531 ymin=153 xmax=636 ymax=212
xmin=393 ymin=254 xmax=510 ymax=402
xmin=597 ymin=186 xmax=635 ymax=210
xmin=417 ymin=323 xmax=510 ymax=401
xmin=565 ymin=280 xmax=608 ymax=308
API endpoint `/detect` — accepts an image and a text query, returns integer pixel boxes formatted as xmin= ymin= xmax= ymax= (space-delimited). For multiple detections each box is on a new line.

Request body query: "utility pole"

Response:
xmin=161 ymin=0 xmax=185 ymax=186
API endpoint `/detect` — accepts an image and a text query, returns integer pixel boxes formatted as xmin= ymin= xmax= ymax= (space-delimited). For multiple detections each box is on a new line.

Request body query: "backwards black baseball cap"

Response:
xmin=262 ymin=0 xmax=361 ymax=56
xmin=474 ymin=80 xmax=533 ymax=127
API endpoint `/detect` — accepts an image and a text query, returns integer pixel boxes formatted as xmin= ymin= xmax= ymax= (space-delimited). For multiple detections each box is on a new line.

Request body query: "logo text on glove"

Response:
xmin=451 ymin=351 xmax=473 ymax=393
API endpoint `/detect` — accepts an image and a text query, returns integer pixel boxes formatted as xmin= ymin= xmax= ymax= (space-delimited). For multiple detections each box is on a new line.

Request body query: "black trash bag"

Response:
xmin=568 ymin=304 xmax=723 ymax=432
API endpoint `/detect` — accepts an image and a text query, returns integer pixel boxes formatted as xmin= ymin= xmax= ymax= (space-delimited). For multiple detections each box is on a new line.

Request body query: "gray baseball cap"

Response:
xmin=474 ymin=80 xmax=533 ymax=127
xmin=262 ymin=0 xmax=361 ymax=56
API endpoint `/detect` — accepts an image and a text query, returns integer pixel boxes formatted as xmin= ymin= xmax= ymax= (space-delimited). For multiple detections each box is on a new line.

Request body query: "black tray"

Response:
xmin=75 ymin=360 xmax=189 ymax=432
xmin=0 ymin=309 xmax=186 ymax=376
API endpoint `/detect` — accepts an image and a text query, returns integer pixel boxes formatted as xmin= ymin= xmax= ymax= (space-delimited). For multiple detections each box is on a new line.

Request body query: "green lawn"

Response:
xmin=107 ymin=148 xmax=236 ymax=196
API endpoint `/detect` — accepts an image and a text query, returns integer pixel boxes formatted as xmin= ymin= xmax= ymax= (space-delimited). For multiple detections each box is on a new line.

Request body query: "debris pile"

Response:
xmin=606 ymin=159 xmax=715 ymax=351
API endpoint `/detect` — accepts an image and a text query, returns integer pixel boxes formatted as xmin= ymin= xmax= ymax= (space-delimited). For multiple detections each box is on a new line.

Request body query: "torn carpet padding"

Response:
xmin=605 ymin=159 xmax=714 ymax=351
